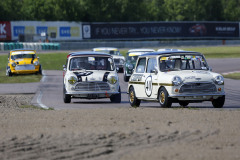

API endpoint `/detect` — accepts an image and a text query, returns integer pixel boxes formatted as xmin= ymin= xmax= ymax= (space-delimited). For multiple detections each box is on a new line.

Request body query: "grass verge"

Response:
xmin=223 ymin=72 xmax=240 ymax=80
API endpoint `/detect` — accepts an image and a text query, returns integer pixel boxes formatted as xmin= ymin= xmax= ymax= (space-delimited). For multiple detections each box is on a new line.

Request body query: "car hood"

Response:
xmin=14 ymin=58 xmax=35 ymax=65
xmin=68 ymin=70 xmax=117 ymax=82
xmin=165 ymin=70 xmax=216 ymax=83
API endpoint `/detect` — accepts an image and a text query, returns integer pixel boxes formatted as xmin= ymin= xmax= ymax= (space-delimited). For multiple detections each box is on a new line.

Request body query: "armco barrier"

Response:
xmin=1 ymin=42 xmax=60 ymax=51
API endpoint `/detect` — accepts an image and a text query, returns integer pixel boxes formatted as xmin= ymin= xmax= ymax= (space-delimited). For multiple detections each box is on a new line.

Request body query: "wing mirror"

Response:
xmin=209 ymin=67 xmax=212 ymax=71
xmin=63 ymin=65 xmax=66 ymax=71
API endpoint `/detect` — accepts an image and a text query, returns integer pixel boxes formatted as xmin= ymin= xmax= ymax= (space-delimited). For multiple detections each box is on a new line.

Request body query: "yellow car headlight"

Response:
xmin=34 ymin=61 xmax=39 ymax=66
xmin=108 ymin=76 xmax=117 ymax=84
xmin=68 ymin=76 xmax=77 ymax=85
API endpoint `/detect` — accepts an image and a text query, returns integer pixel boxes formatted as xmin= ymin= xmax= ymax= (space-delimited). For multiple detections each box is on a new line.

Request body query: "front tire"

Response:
xmin=158 ymin=87 xmax=172 ymax=108
xmin=212 ymin=95 xmax=225 ymax=108
xmin=110 ymin=87 xmax=121 ymax=103
xmin=63 ymin=86 xmax=71 ymax=103
xmin=38 ymin=65 xmax=42 ymax=75
xmin=6 ymin=67 xmax=12 ymax=77
xmin=128 ymin=86 xmax=141 ymax=107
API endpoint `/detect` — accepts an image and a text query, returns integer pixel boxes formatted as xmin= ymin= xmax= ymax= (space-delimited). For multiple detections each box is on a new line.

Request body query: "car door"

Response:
xmin=143 ymin=57 xmax=159 ymax=99
xmin=132 ymin=57 xmax=147 ymax=98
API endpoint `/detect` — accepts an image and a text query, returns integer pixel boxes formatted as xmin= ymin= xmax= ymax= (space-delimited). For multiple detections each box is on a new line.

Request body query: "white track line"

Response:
xmin=222 ymin=70 xmax=240 ymax=75
xmin=37 ymin=70 xmax=49 ymax=109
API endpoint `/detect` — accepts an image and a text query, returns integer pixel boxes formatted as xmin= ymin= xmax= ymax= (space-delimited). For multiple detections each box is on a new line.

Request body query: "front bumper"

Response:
xmin=66 ymin=91 xmax=120 ymax=99
xmin=115 ymin=64 xmax=124 ymax=68
xmin=169 ymin=92 xmax=225 ymax=101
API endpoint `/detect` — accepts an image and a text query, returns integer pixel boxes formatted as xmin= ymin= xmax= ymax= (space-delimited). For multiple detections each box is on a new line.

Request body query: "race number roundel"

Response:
xmin=145 ymin=76 xmax=152 ymax=97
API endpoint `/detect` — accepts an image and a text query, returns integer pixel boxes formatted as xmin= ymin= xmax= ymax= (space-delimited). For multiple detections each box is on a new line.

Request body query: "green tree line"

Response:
xmin=0 ymin=0 xmax=240 ymax=22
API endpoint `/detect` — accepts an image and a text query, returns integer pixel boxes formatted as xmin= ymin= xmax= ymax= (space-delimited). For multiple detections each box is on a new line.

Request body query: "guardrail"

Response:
xmin=0 ymin=42 xmax=60 ymax=51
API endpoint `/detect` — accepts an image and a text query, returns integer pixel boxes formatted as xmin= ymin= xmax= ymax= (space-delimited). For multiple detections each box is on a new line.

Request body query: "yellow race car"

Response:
xmin=6 ymin=49 xmax=42 ymax=76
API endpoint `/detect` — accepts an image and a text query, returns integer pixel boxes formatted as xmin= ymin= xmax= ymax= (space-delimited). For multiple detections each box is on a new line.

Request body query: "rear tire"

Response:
xmin=63 ymin=86 xmax=71 ymax=103
xmin=128 ymin=86 xmax=141 ymax=107
xmin=110 ymin=87 xmax=121 ymax=103
xmin=158 ymin=87 xmax=172 ymax=108
xmin=212 ymin=95 xmax=225 ymax=108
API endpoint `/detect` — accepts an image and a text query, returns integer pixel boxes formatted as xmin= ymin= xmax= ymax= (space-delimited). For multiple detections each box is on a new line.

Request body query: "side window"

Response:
xmin=136 ymin=58 xmax=146 ymax=73
xmin=147 ymin=58 xmax=157 ymax=73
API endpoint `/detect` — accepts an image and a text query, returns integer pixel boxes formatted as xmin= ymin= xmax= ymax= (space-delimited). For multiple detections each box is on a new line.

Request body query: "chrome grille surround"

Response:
xmin=75 ymin=81 xmax=110 ymax=91
xmin=15 ymin=65 xmax=35 ymax=71
xmin=114 ymin=58 xmax=120 ymax=64
xmin=179 ymin=82 xmax=217 ymax=93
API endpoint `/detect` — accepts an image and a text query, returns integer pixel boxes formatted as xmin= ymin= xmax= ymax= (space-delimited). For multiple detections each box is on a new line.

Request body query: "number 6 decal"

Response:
xmin=145 ymin=76 xmax=152 ymax=97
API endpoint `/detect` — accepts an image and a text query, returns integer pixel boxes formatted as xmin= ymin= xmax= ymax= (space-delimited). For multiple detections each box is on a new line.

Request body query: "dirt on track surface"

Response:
xmin=0 ymin=95 xmax=240 ymax=160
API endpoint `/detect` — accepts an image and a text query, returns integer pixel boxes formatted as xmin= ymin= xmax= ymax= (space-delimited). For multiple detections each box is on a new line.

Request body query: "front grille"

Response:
xmin=114 ymin=59 xmax=120 ymax=64
xmin=75 ymin=82 xmax=110 ymax=91
xmin=179 ymin=83 xmax=217 ymax=93
xmin=15 ymin=65 xmax=35 ymax=71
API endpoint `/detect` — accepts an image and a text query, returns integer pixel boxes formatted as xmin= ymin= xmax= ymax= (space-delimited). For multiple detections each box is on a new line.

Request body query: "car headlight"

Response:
xmin=34 ymin=61 xmax=39 ymax=66
xmin=127 ymin=64 xmax=134 ymax=70
xmin=108 ymin=76 xmax=117 ymax=84
xmin=172 ymin=76 xmax=182 ymax=86
xmin=214 ymin=75 xmax=224 ymax=85
xmin=120 ymin=59 xmax=124 ymax=64
xmin=68 ymin=76 xmax=77 ymax=85
xmin=11 ymin=62 xmax=16 ymax=67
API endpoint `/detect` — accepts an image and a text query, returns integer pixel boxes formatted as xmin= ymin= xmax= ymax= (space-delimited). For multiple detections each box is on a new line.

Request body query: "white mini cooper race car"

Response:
xmin=63 ymin=51 xmax=121 ymax=103
xmin=128 ymin=50 xmax=225 ymax=108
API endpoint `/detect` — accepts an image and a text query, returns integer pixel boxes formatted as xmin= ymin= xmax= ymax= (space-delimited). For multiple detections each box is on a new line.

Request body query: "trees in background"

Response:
xmin=0 ymin=0 xmax=239 ymax=21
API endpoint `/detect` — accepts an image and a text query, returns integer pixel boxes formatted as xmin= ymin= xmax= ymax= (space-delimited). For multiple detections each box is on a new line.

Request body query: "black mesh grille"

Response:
xmin=179 ymin=83 xmax=217 ymax=93
xmin=75 ymin=82 xmax=110 ymax=91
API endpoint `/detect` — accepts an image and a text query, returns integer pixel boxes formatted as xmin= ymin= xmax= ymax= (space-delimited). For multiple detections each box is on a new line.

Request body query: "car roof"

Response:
xmin=128 ymin=48 xmax=155 ymax=52
xmin=157 ymin=48 xmax=184 ymax=52
xmin=10 ymin=49 xmax=36 ymax=55
xmin=129 ymin=52 xmax=147 ymax=56
xmin=69 ymin=51 xmax=111 ymax=57
xmin=92 ymin=47 xmax=119 ymax=51
xmin=140 ymin=50 xmax=201 ymax=57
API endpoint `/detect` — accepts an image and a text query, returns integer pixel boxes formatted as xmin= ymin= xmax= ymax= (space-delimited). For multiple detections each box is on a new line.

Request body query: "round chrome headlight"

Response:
xmin=120 ymin=59 xmax=124 ymax=64
xmin=11 ymin=62 xmax=16 ymax=67
xmin=108 ymin=76 xmax=117 ymax=84
xmin=214 ymin=75 xmax=224 ymax=85
xmin=172 ymin=76 xmax=182 ymax=86
xmin=34 ymin=61 xmax=39 ymax=66
xmin=68 ymin=76 xmax=77 ymax=85
xmin=127 ymin=64 xmax=134 ymax=70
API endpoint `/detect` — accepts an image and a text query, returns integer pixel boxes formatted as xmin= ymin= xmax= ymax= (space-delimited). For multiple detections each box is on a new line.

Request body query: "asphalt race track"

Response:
xmin=1 ymin=58 xmax=240 ymax=109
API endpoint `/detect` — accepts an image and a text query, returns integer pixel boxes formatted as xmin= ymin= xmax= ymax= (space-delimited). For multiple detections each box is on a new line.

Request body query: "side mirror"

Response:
xmin=63 ymin=65 xmax=66 ymax=71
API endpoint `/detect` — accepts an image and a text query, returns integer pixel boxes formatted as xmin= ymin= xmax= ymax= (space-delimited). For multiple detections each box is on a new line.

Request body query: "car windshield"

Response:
xmin=159 ymin=54 xmax=209 ymax=71
xmin=127 ymin=56 xmax=138 ymax=62
xmin=69 ymin=56 xmax=115 ymax=71
xmin=11 ymin=54 xmax=36 ymax=60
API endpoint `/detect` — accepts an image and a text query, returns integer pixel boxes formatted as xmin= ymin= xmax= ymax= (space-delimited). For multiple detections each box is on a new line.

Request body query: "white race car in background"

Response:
xmin=92 ymin=47 xmax=125 ymax=72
